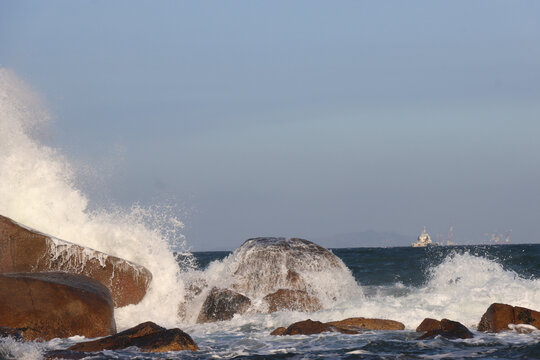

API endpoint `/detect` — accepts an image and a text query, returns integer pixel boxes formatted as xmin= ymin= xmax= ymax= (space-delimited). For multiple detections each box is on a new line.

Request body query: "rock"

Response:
xmin=417 ymin=319 xmax=473 ymax=340
xmin=0 ymin=214 xmax=152 ymax=307
xmin=263 ymin=289 xmax=322 ymax=313
xmin=327 ymin=317 xmax=405 ymax=331
xmin=228 ymin=237 xmax=355 ymax=301
xmin=271 ymin=317 xmax=405 ymax=336
xmin=270 ymin=327 xmax=287 ymax=336
xmin=197 ymin=287 xmax=251 ymax=323
xmin=67 ymin=321 xmax=198 ymax=352
xmin=0 ymin=327 xmax=22 ymax=340
xmin=0 ymin=272 xmax=116 ymax=341
xmin=478 ymin=303 xmax=540 ymax=332
xmin=416 ymin=318 xmax=441 ymax=332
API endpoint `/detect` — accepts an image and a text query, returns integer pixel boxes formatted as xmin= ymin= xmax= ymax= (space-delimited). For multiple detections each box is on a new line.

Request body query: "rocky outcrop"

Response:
xmin=0 ymin=272 xmax=116 ymax=341
xmin=228 ymin=237 xmax=355 ymax=300
xmin=477 ymin=303 xmax=540 ymax=332
xmin=416 ymin=319 xmax=473 ymax=340
xmin=271 ymin=317 xmax=405 ymax=336
xmin=197 ymin=287 xmax=251 ymax=323
xmin=416 ymin=318 xmax=441 ymax=332
xmin=327 ymin=317 xmax=405 ymax=331
xmin=67 ymin=321 xmax=198 ymax=352
xmin=263 ymin=289 xmax=322 ymax=313
xmin=0 ymin=214 xmax=151 ymax=307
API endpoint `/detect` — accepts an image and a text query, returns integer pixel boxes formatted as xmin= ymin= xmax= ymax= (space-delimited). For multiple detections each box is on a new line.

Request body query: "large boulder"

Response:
xmin=327 ymin=317 xmax=405 ymax=331
xmin=0 ymin=272 xmax=116 ymax=341
xmin=416 ymin=319 xmax=473 ymax=340
xmin=416 ymin=318 xmax=442 ymax=332
xmin=477 ymin=303 xmax=540 ymax=332
xmin=263 ymin=289 xmax=322 ymax=313
xmin=0 ymin=214 xmax=151 ymax=307
xmin=67 ymin=321 xmax=198 ymax=352
xmin=197 ymin=287 xmax=251 ymax=323
xmin=227 ymin=237 xmax=359 ymax=306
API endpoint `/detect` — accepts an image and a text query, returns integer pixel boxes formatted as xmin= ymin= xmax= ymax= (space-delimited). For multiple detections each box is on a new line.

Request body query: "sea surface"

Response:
xmin=2 ymin=244 xmax=540 ymax=359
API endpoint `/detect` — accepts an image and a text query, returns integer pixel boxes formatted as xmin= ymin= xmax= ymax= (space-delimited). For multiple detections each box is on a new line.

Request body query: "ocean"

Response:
xmin=2 ymin=244 xmax=540 ymax=359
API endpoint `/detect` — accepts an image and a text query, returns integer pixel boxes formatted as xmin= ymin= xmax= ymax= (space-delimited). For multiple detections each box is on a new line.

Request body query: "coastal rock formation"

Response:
xmin=416 ymin=319 xmax=473 ymax=340
xmin=229 ymin=237 xmax=349 ymax=299
xmin=0 ymin=327 xmax=22 ymax=340
xmin=67 ymin=321 xmax=198 ymax=352
xmin=477 ymin=303 xmax=540 ymax=332
xmin=271 ymin=317 xmax=405 ymax=336
xmin=0 ymin=272 xmax=116 ymax=341
xmin=327 ymin=317 xmax=405 ymax=331
xmin=263 ymin=289 xmax=322 ymax=313
xmin=0 ymin=214 xmax=152 ymax=307
xmin=197 ymin=287 xmax=251 ymax=323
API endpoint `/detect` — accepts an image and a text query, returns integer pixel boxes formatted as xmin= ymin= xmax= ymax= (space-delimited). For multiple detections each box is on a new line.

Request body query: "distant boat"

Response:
xmin=412 ymin=226 xmax=433 ymax=247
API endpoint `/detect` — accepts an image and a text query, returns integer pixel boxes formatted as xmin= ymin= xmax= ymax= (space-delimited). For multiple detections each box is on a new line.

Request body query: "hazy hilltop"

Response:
xmin=314 ymin=231 xmax=412 ymax=248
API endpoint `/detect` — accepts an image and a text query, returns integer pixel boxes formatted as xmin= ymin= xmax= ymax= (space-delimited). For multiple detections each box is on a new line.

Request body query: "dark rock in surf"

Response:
xmin=263 ymin=289 xmax=322 ymax=313
xmin=67 ymin=321 xmax=199 ymax=353
xmin=416 ymin=319 xmax=473 ymax=340
xmin=197 ymin=287 xmax=251 ymax=323
xmin=0 ymin=327 xmax=22 ymax=340
xmin=0 ymin=272 xmax=116 ymax=341
xmin=327 ymin=317 xmax=405 ymax=331
xmin=416 ymin=318 xmax=442 ymax=332
xmin=271 ymin=317 xmax=405 ymax=336
xmin=477 ymin=303 xmax=540 ymax=332
xmin=0 ymin=214 xmax=152 ymax=307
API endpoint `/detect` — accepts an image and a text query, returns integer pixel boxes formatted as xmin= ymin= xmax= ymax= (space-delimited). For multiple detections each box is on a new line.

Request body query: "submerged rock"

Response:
xmin=0 ymin=214 xmax=152 ymax=307
xmin=327 ymin=317 xmax=405 ymax=331
xmin=271 ymin=317 xmax=405 ymax=336
xmin=0 ymin=272 xmax=116 ymax=341
xmin=67 ymin=321 xmax=198 ymax=353
xmin=263 ymin=289 xmax=322 ymax=313
xmin=416 ymin=319 xmax=473 ymax=340
xmin=477 ymin=303 xmax=540 ymax=332
xmin=197 ymin=287 xmax=251 ymax=323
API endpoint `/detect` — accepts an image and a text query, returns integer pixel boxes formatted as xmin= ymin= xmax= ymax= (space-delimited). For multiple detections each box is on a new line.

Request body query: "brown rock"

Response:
xmin=280 ymin=319 xmax=337 ymax=335
xmin=416 ymin=318 xmax=441 ymax=332
xmin=0 ymin=214 xmax=152 ymax=307
xmin=0 ymin=272 xmax=116 ymax=341
xmin=417 ymin=319 xmax=473 ymax=340
xmin=327 ymin=317 xmax=405 ymax=331
xmin=270 ymin=327 xmax=287 ymax=336
xmin=478 ymin=303 xmax=540 ymax=332
xmin=67 ymin=321 xmax=198 ymax=353
xmin=197 ymin=287 xmax=251 ymax=323
xmin=263 ymin=289 xmax=322 ymax=313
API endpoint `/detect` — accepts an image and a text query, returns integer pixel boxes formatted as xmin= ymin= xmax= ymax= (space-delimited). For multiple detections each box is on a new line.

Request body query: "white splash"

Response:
xmin=0 ymin=68 xmax=187 ymax=330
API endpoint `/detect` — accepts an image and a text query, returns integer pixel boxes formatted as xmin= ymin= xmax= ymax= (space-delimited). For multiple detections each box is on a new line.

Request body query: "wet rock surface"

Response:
xmin=478 ymin=303 xmax=540 ymax=332
xmin=416 ymin=318 xmax=441 ymax=332
xmin=416 ymin=319 xmax=473 ymax=340
xmin=0 ymin=214 xmax=152 ymax=307
xmin=66 ymin=321 xmax=199 ymax=353
xmin=0 ymin=272 xmax=116 ymax=341
xmin=197 ymin=287 xmax=251 ymax=323
xmin=263 ymin=289 xmax=322 ymax=313
xmin=0 ymin=327 xmax=22 ymax=340
xmin=272 ymin=317 xmax=405 ymax=336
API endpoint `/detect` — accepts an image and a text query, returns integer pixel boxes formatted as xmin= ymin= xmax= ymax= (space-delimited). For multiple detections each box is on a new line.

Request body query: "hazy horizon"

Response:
xmin=2 ymin=1 xmax=539 ymax=251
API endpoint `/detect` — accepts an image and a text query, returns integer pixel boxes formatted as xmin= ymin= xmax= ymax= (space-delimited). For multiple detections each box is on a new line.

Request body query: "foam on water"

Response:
xmin=0 ymin=68 xmax=187 ymax=329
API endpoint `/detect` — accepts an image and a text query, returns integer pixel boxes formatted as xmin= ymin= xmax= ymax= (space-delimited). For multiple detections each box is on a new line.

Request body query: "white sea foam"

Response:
xmin=0 ymin=68 xmax=187 ymax=330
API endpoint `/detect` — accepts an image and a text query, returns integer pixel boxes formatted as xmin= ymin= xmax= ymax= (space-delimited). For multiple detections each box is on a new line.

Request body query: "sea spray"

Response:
xmin=0 ymin=68 xmax=188 ymax=330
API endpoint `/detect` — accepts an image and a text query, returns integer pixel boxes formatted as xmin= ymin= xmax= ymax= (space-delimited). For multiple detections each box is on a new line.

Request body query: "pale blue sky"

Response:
xmin=1 ymin=1 xmax=540 ymax=250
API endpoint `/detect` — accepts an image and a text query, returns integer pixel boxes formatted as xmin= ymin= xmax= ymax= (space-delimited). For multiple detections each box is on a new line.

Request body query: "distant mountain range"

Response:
xmin=313 ymin=230 xmax=413 ymax=248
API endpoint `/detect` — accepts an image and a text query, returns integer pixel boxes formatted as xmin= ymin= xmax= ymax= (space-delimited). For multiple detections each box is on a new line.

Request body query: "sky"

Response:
xmin=1 ymin=1 xmax=540 ymax=250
